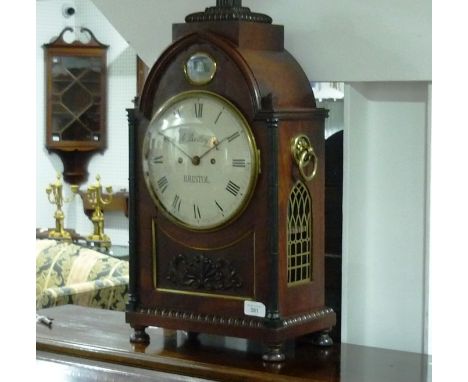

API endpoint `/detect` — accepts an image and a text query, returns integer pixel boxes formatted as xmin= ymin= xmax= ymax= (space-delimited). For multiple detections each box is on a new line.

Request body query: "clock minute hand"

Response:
xmin=198 ymin=138 xmax=221 ymax=161
xmin=198 ymin=131 xmax=240 ymax=161
xmin=158 ymin=132 xmax=194 ymax=162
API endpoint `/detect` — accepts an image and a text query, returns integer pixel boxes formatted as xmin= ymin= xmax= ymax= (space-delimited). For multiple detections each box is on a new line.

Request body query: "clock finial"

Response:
xmin=186 ymin=1 xmax=272 ymax=24
xmin=216 ymin=0 xmax=242 ymax=6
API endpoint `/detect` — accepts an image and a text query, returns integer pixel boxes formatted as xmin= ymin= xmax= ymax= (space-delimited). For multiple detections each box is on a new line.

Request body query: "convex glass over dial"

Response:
xmin=142 ymin=91 xmax=259 ymax=231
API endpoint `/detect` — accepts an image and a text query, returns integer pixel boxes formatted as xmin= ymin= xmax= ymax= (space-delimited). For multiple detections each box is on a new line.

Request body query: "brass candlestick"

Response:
xmin=46 ymin=173 xmax=78 ymax=240
xmin=85 ymin=175 xmax=113 ymax=250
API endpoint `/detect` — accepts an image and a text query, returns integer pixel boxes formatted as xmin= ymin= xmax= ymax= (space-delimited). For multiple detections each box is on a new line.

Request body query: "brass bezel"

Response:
xmin=142 ymin=90 xmax=259 ymax=232
xmin=183 ymin=52 xmax=217 ymax=86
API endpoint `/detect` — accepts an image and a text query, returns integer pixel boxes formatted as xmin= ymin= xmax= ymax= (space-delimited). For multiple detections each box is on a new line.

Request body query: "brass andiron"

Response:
xmin=46 ymin=173 xmax=78 ymax=240
xmin=85 ymin=175 xmax=113 ymax=250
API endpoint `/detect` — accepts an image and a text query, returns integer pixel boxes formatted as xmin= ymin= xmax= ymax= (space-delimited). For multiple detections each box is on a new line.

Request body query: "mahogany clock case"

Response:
xmin=126 ymin=18 xmax=335 ymax=349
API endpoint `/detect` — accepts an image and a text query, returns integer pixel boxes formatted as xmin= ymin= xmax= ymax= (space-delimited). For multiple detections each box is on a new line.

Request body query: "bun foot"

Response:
xmin=262 ymin=343 xmax=285 ymax=362
xmin=310 ymin=330 xmax=334 ymax=347
xmin=130 ymin=326 xmax=150 ymax=344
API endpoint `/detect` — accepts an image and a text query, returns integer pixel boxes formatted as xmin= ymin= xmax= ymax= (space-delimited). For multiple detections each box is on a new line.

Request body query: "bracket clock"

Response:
xmin=126 ymin=0 xmax=336 ymax=362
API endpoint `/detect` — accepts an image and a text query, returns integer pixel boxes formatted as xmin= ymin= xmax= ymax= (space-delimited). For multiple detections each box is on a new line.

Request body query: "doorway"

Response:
xmin=314 ymin=82 xmax=344 ymax=342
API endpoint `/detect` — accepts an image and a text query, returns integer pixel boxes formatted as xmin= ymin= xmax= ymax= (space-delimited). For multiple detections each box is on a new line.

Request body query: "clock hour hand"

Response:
xmin=158 ymin=132 xmax=195 ymax=163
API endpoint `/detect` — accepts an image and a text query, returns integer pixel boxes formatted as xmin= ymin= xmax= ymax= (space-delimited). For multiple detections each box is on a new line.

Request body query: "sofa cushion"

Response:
xmin=37 ymin=277 xmax=129 ymax=311
xmin=36 ymin=239 xmax=129 ymax=310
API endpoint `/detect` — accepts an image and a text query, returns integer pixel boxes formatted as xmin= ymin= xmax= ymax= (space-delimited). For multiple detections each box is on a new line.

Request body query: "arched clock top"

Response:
xmin=241 ymin=49 xmax=317 ymax=111
xmin=139 ymin=32 xmax=316 ymax=121
xmin=139 ymin=32 xmax=262 ymax=121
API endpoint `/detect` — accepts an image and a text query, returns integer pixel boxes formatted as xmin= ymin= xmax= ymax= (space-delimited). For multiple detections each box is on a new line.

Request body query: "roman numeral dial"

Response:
xmin=194 ymin=102 xmax=203 ymax=119
xmin=142 ymin=91 xmax=259 ymax=231
xmin=152 ymin=156 xmax=164 ymax=164
xmin=226 ymin=180 xmax=241 ymax=197
xmin=227 ymin=131 xmax=240 ymax=143
xmin=172 ymin=194 xmax=182 ymax=212
xmin=232 ymin=159 xmax=246 ymax=168
xmin=157 ymin=176 xmax=168 ymax=193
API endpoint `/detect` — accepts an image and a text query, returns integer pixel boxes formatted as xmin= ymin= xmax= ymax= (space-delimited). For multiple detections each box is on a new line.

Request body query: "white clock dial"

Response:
xmin=142 ymin=91 xmax=259 ymax=231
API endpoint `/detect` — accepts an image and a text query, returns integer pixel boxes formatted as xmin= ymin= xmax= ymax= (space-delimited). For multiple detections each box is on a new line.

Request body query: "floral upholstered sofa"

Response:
xmin=36 ymin=239 xmax=129 ymax=311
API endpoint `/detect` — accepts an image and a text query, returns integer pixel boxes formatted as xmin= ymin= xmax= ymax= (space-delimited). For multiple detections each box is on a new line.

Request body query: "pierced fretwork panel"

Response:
xmin=287 ymin=181 xmax=312 ymax=286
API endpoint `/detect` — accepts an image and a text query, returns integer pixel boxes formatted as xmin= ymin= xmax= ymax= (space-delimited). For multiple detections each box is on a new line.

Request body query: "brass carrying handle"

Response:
xmin=291 ymin=135 xmax=318 ymax=182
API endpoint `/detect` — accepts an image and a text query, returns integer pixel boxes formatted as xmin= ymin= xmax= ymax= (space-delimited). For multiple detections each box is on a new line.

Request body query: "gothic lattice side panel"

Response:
xmin=287 ymin=181 xmax=312 ymax=286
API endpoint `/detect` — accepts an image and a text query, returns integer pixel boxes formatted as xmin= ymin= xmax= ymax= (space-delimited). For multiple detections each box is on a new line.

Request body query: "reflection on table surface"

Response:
xmin=36 ymin=305 xmax=430 ymax=382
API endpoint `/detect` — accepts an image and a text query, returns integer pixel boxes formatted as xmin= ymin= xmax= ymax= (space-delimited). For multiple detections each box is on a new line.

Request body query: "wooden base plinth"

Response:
xmin=126 ymin=306 xmax=336 ymax=362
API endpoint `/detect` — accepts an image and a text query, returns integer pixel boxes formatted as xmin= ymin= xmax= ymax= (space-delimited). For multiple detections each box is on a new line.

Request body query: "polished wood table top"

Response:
xmin=36 ymin=305 xmax=430 ymax=382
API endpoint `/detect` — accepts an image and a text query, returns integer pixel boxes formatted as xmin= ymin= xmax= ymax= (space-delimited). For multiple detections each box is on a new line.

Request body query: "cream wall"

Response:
xmin=36 ymin=0 xmax=136 ymax=246
xmin=91 ymin=0 xmax=431 ymax=81
xmin=343 ymin=82 xmax=430 ymax=353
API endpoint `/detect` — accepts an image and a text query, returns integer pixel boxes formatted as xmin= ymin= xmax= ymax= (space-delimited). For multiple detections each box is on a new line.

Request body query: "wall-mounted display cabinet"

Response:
xmin=43 ymin=27 xmax=108 ymax=184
